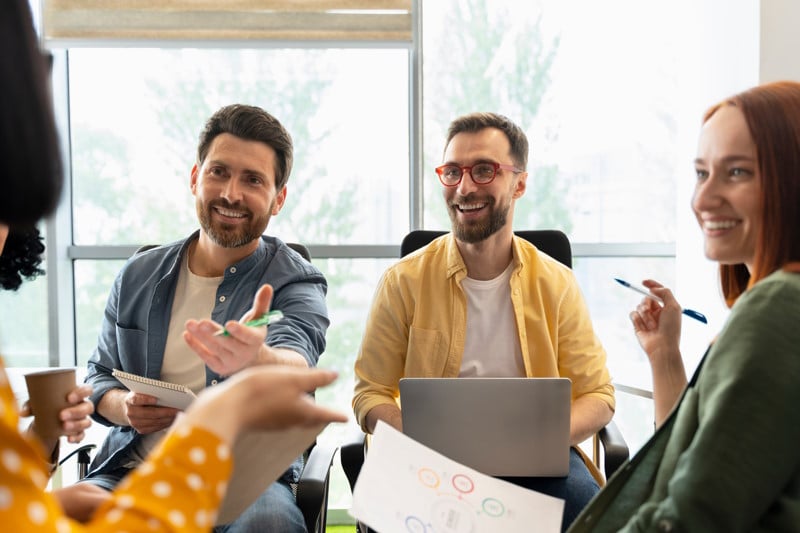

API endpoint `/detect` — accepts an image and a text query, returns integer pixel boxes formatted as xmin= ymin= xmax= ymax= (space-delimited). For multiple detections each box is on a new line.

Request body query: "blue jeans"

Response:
xmin=84 ymin=467 xmax=305 ymax=533
xmin=214 ymin=479 xmax=305 ymax=533
xmin=498 ymin=448 xmax=599 ymax=533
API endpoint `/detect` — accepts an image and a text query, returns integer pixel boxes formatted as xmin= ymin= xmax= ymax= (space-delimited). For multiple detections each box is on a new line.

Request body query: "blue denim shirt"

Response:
xmin=84 ymin=231 xmax=328 ymax=483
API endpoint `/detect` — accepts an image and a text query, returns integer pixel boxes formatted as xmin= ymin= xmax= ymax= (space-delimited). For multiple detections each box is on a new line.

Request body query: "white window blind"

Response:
xmin=43 ymin=0 xmax=412 ymax=44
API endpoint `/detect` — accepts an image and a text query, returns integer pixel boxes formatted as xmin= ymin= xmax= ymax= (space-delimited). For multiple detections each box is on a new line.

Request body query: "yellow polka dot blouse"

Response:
xmin=0 ymin=360 xmax=232 ymax=532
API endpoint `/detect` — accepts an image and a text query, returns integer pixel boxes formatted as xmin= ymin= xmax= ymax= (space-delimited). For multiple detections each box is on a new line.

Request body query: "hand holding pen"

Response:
xmin=614 ymin=278 xmax=707 ymax=324
xmin=183 ymin=284 xmax=290 ymax=376
xmin=213 ymin=309 xmax=284 ymax=337
xmin=617 ymin=278 xmax=694 ymax=373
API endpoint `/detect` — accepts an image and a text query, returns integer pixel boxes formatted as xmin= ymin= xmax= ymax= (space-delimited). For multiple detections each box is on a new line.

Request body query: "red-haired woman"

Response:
xmin=571 ymin=81 xmax=800 ymax=532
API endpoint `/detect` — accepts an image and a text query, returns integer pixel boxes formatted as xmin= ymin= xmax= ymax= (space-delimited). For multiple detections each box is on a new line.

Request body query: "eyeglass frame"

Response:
xmin=434 ymin=161 xmax=523 ymax=187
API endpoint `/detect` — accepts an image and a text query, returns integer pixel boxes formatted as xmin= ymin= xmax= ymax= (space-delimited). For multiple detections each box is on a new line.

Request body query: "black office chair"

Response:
xmin=63 ymin=240 xmax=334 ymax=532
xmin=342 ymin=230 xmax=629 ymax=531
xmin=401 ymin=229 xmax=573 ymax=267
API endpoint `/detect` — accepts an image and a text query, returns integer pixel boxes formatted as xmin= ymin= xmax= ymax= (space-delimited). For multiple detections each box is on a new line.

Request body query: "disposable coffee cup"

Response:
xmin=24 ymin=368 xmax=76 ymax=439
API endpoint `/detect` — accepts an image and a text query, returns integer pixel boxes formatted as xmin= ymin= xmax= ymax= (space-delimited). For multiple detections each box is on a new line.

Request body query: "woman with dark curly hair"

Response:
xmin=0 ymin=4 xmax=346 ymax=529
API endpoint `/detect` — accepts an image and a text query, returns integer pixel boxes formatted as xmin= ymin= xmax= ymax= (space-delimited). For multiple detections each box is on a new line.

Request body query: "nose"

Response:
xmin=455 ymin=168 xmax=478 ymax=196
xmin=692 ymin=172 xmax=722 ymax=212
xmin=221 ymin=177 xmax=244 ymax=203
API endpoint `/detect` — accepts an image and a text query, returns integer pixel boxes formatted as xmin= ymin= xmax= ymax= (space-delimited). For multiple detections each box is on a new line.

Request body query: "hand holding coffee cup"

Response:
xmin=23 ymin=368 xmax=79 ymax=440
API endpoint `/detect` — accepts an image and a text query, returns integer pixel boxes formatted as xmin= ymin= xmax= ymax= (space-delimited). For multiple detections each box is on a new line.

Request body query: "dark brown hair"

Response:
xmin=445 ymin=112 xmax=529 ymax=170
xmin=0 ymin=226 xmax=45 ymax=291
xmin=197 ymin=104 xmax=294 ymax=190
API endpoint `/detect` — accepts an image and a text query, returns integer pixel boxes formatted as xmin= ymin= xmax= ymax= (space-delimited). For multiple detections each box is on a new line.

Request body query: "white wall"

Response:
xmin=674 ymin=0 xmax=800 ymax=374
xmin=760 ymin=0 xmax=800 ymax=82
xmin=674 ymin=0 xmax=759 ymax=374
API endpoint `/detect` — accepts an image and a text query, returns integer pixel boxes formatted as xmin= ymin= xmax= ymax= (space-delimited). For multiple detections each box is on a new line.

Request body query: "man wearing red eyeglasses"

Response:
xmin=353 ymin=112 xmax=615 ymax=532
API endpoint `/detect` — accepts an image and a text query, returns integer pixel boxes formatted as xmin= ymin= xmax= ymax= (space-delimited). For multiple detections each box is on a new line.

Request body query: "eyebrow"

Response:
xmin=441 ymin=157 xmax=498 ymax=166
xmin=693 ymin=154 xmax=756 ymax=166
xmin=206 ymin=160 xmax=268 ymax=179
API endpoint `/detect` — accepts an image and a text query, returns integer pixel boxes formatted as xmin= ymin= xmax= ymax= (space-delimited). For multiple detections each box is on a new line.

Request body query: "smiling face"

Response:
xmin=693 ymin=105 xmax=762 ymax=271
xmin=191 ymin=133 xmax=286 ymax=250
xmin=441 ymin=128 xmax=527 ymax=244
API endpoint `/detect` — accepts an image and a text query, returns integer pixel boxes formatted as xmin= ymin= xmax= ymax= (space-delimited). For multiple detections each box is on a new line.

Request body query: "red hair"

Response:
xmin=702 ymin=82 xmax=800 ymax=306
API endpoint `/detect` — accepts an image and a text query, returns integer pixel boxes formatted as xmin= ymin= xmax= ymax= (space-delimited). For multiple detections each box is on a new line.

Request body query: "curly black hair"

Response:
xmin=0 ymin=226 xmax=45 ymax=291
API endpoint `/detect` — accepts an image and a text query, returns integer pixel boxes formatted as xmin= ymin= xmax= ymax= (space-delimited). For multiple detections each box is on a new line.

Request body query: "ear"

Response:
xmin=512 ymin=171 xmax=528 ymax=199
xmin=272 ymin=186 xmax=287 ymax=215
xmin=190 ymin=164 xmax=200 ymax=194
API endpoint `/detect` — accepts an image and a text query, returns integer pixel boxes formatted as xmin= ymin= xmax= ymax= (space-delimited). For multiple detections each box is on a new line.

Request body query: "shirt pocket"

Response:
xmin=114 ymin=324 xmax=147 ymax=371
xmin=405 ymin=326 xmax=448 ymax=377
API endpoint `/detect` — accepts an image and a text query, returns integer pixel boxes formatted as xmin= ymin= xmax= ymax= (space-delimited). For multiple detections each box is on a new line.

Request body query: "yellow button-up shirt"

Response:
xmin=353 ymin=233 xmax=615 ymax=431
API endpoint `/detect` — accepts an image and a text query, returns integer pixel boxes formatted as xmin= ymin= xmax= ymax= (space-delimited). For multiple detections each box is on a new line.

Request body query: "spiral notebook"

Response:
xmin=112 ymin=369 xmax=197 ymax=410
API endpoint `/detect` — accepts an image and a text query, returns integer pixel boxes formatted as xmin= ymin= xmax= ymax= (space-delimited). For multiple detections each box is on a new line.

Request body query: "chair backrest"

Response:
xmin=287 ymin=242 xmax=311 ymax=262
xmin=400 ymin=229 xmax=572 ymax=268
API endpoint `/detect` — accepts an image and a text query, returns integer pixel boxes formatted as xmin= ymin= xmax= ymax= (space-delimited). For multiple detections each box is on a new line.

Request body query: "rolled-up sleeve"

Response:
xmin=352 ymin=270 xmax=409 ymax=432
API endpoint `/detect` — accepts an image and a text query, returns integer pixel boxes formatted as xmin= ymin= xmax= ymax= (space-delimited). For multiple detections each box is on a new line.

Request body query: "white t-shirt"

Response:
xmin=133 ymin=253 xmax=221 ymax=461
xmin=459 ymin=262 xmax=525 ymax=377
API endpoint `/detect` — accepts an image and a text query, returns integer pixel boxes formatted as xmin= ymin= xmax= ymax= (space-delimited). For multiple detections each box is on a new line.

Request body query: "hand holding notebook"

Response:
xmin=112 ymin=369 xmax=197 ymax=410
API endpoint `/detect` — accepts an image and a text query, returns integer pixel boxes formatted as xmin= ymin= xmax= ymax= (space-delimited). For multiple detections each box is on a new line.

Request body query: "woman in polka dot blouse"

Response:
xmin=0 ymin=1 xmax=347 ymax=531
xmin=0 ymin=360 xmax=345 ymax=532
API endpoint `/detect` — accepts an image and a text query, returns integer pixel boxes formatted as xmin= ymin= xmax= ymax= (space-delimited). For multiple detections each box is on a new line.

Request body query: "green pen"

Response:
xmin=213 ymin=309 xmax=284 ymax=337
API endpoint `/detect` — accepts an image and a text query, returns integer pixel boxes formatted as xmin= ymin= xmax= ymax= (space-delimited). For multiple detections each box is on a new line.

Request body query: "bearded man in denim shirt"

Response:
xmin=71 ymin=104 xmax=328 ymax=532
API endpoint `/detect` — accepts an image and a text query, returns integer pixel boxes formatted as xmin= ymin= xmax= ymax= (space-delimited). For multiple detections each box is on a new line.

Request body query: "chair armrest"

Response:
xmin=296 ymin=441 xmax=337 ymax=532
xmin=58 ymin=443 xmax=97 ymax=480
xmin=296 ymin=441 xmax=336 ymax=509
xmin=340 ymin=424 xmax=367 ymax=493
xmin=598 ymin=420 xmax=629 ymax=479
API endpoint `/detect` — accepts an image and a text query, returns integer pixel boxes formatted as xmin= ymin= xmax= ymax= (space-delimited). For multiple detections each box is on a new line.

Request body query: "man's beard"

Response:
xmin=448 ymin=195 xmax=510 ymax=244
xmin=197 ymin=199 xmax=271 ymax=248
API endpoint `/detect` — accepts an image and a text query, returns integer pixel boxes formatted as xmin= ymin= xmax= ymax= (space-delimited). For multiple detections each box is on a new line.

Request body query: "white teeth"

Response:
xmin=457 ymin=202 xmax=486 ymax=211
xmin=216 ymin=207 xmax=245 ymax=218
xmin=704 ymin=220 xmax=738 ymax=230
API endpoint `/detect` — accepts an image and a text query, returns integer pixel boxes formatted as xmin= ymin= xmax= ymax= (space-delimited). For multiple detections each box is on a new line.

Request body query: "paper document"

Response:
xmin=351 ymin=422 xmax=564 ymax=533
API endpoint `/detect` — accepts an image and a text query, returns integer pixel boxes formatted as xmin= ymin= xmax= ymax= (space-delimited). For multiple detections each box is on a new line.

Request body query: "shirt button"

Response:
xmin=211 ymin=380 xmax=218 ymax=386
xmin=657 ymin=519 xmax=674 ymax=532
xmin=219 ymin=295 xmax=226 ymax=302
xmin=229 ymin=267 xmax=237 ymax=274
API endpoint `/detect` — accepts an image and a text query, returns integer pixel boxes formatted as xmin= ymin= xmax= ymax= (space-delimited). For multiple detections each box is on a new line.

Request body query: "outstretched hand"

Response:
xmin=183 ymin=284 xmax=279 ymax=375
xmin=188 ymin=366 xmax=348 ymax=439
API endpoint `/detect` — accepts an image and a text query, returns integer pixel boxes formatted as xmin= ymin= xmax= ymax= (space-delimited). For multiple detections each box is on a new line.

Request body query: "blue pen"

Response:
xmin=613 ymin=278 xmax=707 ymax=324
xmin=213 ymin=310 xmax=284 ymax=337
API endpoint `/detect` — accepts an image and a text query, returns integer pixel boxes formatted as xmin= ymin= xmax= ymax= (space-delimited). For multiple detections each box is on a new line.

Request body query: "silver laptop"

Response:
xmin=399 ymin=377 xmax=571 ymax=477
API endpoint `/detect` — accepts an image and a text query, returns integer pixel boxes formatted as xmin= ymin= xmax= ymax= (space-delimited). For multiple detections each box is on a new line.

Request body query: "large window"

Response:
xmin=1 ymin=0 xmax=764 ymax=519
xmin=66 ymin=48 xmax=410 ymax=366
